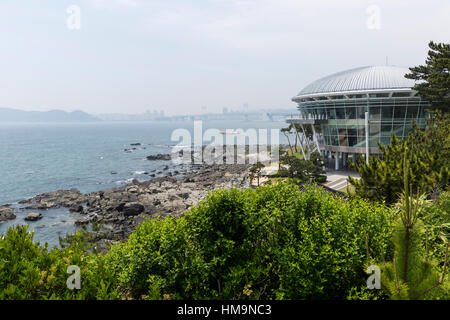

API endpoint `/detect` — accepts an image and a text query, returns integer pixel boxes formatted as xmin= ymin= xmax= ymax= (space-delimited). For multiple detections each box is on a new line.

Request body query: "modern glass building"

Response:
xmin=288 ymin=66 xmax=429 ymax=169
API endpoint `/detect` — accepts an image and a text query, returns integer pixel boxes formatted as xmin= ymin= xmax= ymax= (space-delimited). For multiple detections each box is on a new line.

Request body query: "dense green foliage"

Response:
xmin=349 ymin=113 xmax=450 ymax=205
xmin=105 ymin=182 xmax=394 ymax=300
xmin=0 ymin=226 xmax=120 ymax=299
xmin=0 ymin=182 xmax=394 ymax=300
xmin=405 ymin=41 xmax=450 ymax=113
xmin=421 ymin=191 xmax=450 ymax=265
xmin=380 ymin=218 xmax=448 ymax=299
xmin=2 ymin=181 xmax=448 ymax=300
xmin=378 ymin=161 xmax=449 ymax=300
xmin=248 ymin=161 xmax=265 ymax=186
xmin=279 ymin=152 xmax=326 ymax=183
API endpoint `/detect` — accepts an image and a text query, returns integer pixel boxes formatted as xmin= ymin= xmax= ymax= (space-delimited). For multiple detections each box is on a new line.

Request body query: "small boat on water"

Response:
xmin=220 ymin=129 xmax=242 ymax=135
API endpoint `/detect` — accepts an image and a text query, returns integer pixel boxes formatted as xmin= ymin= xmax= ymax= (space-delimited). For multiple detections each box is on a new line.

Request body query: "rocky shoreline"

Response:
xmin=0 ymin=162 xmax=252 ymax=243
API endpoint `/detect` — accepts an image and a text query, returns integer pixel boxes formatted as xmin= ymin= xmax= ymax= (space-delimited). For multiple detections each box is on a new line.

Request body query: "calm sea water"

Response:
xmin=0 ymin=120 xmax=286 ymax=246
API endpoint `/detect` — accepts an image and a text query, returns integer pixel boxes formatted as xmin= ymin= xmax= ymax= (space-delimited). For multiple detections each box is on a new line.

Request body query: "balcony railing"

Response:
xmin=286 ymin=114 xmax=328 ymax=121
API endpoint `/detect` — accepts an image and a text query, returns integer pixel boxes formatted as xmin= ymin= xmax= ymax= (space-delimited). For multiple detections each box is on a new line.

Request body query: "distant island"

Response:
xmin=0 ymin=108 xmax=100 ymax=123
xmin=0 ymin=107 xmax=298 ymax=123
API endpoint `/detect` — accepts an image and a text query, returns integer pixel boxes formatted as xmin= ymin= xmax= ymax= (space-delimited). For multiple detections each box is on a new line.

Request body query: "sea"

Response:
xmin=0 ymin=120 xmax=287 ymax=247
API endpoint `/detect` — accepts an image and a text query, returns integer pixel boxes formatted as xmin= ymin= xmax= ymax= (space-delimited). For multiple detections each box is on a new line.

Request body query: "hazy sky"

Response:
xmin=0 ymin=0 xmax=448 ymax=115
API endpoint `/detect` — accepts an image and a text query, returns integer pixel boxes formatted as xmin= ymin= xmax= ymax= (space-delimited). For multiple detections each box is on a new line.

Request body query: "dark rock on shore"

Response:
xmin=12 ymin=162 xmax=251 ymax=243
xmin=25 ymin=189 xmax=87 ymax=210
xmin=121 ymin=202 xmax=145 ymax=217
xmin=146 ymin=154 xmax=171 ymax=161
xmin=24 ymin=212 xmax=42 ymax=221
xmin=81 ymin=163 xmax=250 ymax=240
xmin=18 ymin=198 xmax=33 ymax=204
xmin=69 ymin=205 xmax=84 ymax=214
xmin=75 ymin=216 xmax=92 ymax=226
xmin=0 ymin=206 xmax=16 ymax=222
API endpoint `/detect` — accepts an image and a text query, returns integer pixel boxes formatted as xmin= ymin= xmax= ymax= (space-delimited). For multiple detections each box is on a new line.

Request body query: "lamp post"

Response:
xmin=365 ymin=111 xmax=369 ymax=164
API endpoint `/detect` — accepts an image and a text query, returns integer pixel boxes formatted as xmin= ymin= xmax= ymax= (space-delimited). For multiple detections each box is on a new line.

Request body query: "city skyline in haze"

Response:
xmin=0 ymin=0 xmax=449 ymax=116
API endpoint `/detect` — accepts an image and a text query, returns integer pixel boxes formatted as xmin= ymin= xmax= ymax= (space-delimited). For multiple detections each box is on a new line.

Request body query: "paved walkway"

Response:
xmin=258 ymin=163 xmax=360 ymax=191
xmin=323 ymin=170 xmax=360 ymax=191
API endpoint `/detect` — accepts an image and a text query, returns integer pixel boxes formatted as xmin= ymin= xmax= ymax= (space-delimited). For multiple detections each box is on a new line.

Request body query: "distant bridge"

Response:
xmin=169 ymin=110 xmax=297 ymax=122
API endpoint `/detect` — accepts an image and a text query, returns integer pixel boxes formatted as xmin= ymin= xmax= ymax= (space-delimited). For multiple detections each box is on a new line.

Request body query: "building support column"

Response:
xmin=342 ymin=152 xmax=347 ymax=168
xmin=328 ymin=151 xmax=332 ymax=169
xmin=335 ymin=152 xmax=340 ymax=171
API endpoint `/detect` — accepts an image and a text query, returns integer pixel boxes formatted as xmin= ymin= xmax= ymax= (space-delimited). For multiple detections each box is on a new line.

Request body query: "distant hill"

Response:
xmin=0 ymin=108 xmax=100 ymax=122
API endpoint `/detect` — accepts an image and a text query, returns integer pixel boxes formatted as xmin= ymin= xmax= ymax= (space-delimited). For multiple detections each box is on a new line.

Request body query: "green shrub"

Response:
xmin=105 ymin=216 xmax=188 ymax=299
xmin=261 ymin=183 xmax=394 ymax=299
xmin=379 ymin=191 xmax=450 ymax=300
xmin=105 ymin=181 xmax=395 ymax=300
xmin=377 ymin=155 xmax=449 ymax=300
xmin=1 ymin=181 xmax=397 ymax=300
xmin=0 ymin=226 xmax=120 ymax=300
xmin=182 ymin=188 xmax=270 ymax=299
xmin=421 ymin=191 xmax=450 ymax=266
xmin=380 ymin=219 xmax=448 ymax=300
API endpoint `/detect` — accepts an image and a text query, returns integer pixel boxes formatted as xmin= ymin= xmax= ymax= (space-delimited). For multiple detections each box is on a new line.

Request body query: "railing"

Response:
xmin=286 ymin=114 xmax=328 ymax=121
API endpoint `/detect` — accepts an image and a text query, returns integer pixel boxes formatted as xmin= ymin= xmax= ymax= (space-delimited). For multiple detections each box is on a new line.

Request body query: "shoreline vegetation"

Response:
xmin=0 ymin=141 xmax=448 ymax=300
xmin=1 ymin=178 xmax=447 ymax=300
xmin=9 ymin=163 xmax=252 ymax=247
xmin=0 ymin=143 xmax=282 ymax=247
xmin=0 ymin=140 xmax=338 ymax=250
xmin=0 ymin=138 xmax=344 ymax=248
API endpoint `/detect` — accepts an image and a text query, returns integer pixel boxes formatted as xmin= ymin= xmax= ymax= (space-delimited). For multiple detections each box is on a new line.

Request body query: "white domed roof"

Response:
xmin=294 ymin=66 xmax=415 ymax=100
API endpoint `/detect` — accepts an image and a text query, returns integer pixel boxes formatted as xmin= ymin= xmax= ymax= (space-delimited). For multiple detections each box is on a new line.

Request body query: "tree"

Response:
xmin=291 ymin=123 xmax=307 ymax=159
xmin=249 ymin=162 xmax=265 ymax=186
xmin=349 ymin=113 xmax=449 ymax=205
xmin=405 ymin=41 xmax=450 ymax=113
xmin=279 ymin=153 xmax=325 ymax=183
xmin=281 ymin=126 xmax=294 ymax=154
xmin=378 ymin=154 xmax=449 ymax=299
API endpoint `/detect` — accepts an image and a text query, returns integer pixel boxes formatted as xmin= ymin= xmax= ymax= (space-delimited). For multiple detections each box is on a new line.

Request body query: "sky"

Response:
xmin=0 ymin=0 xmax=448 ymax=115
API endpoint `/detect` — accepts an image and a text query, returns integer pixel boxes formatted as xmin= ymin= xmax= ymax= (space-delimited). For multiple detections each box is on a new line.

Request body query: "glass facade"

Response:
xmin=297 ymin=95 xmax=428 ymax=150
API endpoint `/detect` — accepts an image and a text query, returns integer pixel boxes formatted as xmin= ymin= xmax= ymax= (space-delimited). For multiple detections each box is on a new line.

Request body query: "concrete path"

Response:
xmin=257 ymin=163 xmax=360 ymax=192
xmin=323 ymin=170 xmax=360 ymax=191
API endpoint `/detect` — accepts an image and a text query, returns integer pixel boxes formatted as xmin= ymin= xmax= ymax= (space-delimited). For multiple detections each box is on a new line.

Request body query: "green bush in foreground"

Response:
xmin=378 ymin=161 xmax=449 ymax=300
xmin=106 ymin=181 xmax=395 ymax=300
xmin=421 ymin=191 xmax=450 ymax=266
xmin=1 ymin=181 xmax=446 ymax=300
xmin=0 ymin=226 xmax=120 ymax=300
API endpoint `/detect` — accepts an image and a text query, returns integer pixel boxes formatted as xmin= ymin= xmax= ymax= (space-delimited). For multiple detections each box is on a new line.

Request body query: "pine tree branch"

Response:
xmin=440 ymin=242 xmax=449 ymax=284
